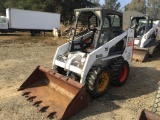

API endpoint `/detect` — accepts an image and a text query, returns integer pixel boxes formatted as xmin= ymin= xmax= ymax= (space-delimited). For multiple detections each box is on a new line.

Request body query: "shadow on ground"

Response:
xmin=0 ymin=33 xmax=23 ymax=36
xmin=70 ymin=66 xmax=160 ymax=120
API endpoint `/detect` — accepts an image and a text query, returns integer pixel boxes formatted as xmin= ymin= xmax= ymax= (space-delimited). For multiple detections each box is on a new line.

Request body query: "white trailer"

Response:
xmin=0 ymin=8 xmax=60 ymax=36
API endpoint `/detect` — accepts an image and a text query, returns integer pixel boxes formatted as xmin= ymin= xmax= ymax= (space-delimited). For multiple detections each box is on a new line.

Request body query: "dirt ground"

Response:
xmin=0 ymin=32 xmax=160 ymax=120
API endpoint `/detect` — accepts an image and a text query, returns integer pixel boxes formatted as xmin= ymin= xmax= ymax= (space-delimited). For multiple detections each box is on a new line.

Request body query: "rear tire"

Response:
xmin=86 ymin=66 xmax=110 ymax=98
xmin=110 ymin=58 xmax=129 ymax=87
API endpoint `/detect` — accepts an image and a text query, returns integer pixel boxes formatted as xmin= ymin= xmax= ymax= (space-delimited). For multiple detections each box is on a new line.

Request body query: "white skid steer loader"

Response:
xmin=19 ymin=8 xmax=134 ymax=120
xmin=131 ymin=15 xmax=160 ymax=62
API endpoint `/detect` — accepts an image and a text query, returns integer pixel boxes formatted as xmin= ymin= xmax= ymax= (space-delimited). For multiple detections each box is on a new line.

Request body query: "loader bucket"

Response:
xmin=139 ymin=109 xmax=160 ymax=120
xmin=132 ymin=47 xmax=149 ymax=62
xmin=18 ymin=66 xmax=88 ymax=120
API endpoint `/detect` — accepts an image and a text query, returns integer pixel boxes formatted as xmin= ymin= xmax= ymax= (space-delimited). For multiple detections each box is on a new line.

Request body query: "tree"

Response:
xmin=104 ymin=0 xmax=121 ymax=10
xmin=147 ymin=0 xmax=160 ymax=19
xmin=124 ymin=3 xmax=130 ymax=11
xmin=4 ymin=0 xmax=18 ymax=8
xmin=0 ymin=0 xmax=6 ymax=15
xmin=124 ymin=0 xmax=160 ymax=19
xmin=124 ymin=0 xmax=146 ymax=14
xmin=89 ymin=0 xmax=100 ymax=6
xmin=0 ymin=0 xmax=97 ymax=24
xmin=58 ymin=0 xmax=97 ymax=24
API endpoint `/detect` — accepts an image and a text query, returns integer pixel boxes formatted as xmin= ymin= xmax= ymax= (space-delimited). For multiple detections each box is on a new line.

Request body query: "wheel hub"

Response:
xmin=98 ymin=72 xmax=109 ymax=92
xmin=119 ymin=65 xmax=128 ymax=82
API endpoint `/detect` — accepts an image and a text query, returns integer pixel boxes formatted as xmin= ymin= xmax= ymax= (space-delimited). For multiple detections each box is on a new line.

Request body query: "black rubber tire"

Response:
xmin=110 ymin=58 xmax=129 ymax=87
xmin=86 ymin=66 xmax=110 ymax=98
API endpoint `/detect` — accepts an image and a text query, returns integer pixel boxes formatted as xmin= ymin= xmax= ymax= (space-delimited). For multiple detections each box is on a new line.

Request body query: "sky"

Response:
xmin=99 ymin=0 xmax=131 ymax=8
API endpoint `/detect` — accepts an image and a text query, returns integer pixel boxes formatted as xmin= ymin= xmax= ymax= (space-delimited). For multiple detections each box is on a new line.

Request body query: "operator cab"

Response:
xmin=70 ymin=8 xmax=124 ymax=55
xmin=131 ymin=16 xmax=154 ymax=47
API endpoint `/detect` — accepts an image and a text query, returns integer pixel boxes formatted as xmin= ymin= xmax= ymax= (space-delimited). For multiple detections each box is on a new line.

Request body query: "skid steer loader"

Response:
xmin=131 ymin=15 xmax=160 ymax=62
xmin=19 ymin=8 xmax=134 ymax=120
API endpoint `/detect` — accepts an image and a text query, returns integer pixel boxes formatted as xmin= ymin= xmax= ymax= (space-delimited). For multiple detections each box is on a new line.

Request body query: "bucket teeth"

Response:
xmin=46 ymin=112 xmax=56 ymax=119
xmin=39 ymin=102 xmax=51 ymax=112
xmin=22 ymin=92 xmax=31 ymax=96
xmin=27 ymin=96 xmax=36 ymax=101
xmin=33 ymin=101 xmax=42 ymax=106
xmin=19 ymin=66 xmax=88 ymax=120
xmin=46 ymin=106 xmax=62 ymax=119
xmin=23 ymin=91 xmax=33 ymax=98
xmin=39 ymin=106 xmax=49 ymax=112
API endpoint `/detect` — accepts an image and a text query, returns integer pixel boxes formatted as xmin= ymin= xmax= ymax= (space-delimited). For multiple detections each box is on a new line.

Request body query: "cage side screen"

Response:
xmin=75 ymin=11 xmax=99 ymax=37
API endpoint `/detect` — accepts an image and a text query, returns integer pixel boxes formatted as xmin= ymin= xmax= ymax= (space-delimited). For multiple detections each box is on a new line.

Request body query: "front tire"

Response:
xmin=110 ymin=58 xmax=129 ymax=87
xmin=86 ymin=66 xmax=110 ymax=98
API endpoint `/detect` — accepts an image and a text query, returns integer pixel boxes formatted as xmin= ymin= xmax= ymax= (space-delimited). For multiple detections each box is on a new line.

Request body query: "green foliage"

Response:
xmin=0 ymin=0 xmax=6 ymax=15
xmin=0 ymin=0 xmax=97 ymax=24
xmin=147 ymin=0 xmax=160 ymax=19
xmin=104 ymin=0 xmax=121 ymax=10
xmin=124 ymin=0 xmax=160 ymax=19
xmin=60 ymin=0 xmax=96 ymax=25
xmin=124 ymin=0 xmax=146 ymax=13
